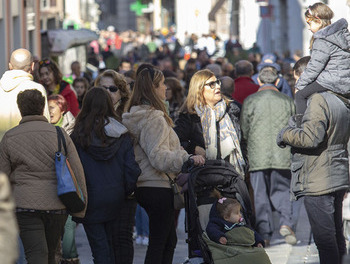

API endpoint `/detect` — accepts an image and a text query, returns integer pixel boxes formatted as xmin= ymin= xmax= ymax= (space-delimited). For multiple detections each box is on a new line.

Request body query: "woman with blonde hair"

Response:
xmin=174 ymin=69 xmax=246 ymax=228
xmin=122 ymin=66 xmax=205 ymax=264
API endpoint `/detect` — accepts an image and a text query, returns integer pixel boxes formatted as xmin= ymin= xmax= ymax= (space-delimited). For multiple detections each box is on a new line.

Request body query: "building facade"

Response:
xmin=0 ymin=0 xmax=41 ymax=75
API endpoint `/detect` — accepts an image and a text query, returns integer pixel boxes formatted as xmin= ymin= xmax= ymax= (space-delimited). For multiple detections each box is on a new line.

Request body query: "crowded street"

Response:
xmin=1 ymin=1 xmax=350 ymax=264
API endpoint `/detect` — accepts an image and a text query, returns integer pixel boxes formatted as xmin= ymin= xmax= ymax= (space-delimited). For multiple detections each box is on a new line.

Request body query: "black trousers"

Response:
xmin=136 ymin=187 xmax=177 ymax=264
xmin=304 ymin=190 xmax=346 ymax=264
xmin=112 ymin=198 xmax=137 ymax=264
xmin=17 ymin=212 xmax=67 ymax=264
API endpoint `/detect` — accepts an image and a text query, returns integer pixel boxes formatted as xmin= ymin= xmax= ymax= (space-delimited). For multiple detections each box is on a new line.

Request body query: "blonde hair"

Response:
xmin=305 ymin=2 xmax=334 ymax=49
xmin=94 ymin=70 xmax=130 ymax=120
xmin=126 ymin=67 xmax=173 ymax=127
xmin=184 ymin=69 xmax=230 ymax=114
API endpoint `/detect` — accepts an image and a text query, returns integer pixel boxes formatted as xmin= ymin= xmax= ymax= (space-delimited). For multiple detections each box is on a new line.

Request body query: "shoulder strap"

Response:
xmin=165 ymin=173 xmax=175 ymax=184
xmin=55 ymin=126 xmax=67 ymax=154
xmin=216 ymin=120 xmax=221 ymax=159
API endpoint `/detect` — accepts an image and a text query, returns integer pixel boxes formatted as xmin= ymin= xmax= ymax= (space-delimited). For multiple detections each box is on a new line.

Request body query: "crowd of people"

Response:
xmin=0 ymin=2 xmax=350 ymax=264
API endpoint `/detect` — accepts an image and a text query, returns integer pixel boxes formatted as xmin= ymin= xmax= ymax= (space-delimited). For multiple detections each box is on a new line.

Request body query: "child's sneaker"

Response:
xmin=135 ymin=236 xmax=142 ymax=245
xmin=142 ymin=236 xmax=149 ymax=246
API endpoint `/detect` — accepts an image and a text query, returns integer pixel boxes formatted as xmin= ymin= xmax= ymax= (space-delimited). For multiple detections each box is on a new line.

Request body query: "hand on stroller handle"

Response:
xmin=190 ymin=155 xmax=206 ymax=166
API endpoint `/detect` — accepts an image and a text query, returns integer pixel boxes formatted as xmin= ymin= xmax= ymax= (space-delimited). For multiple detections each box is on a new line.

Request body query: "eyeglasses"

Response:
xmin=103 ymin=85 xmax=119 ymax=92
xmin=39 ymin=59 xmax=51 ymax=66
xmin=204 ymin=79 xmax=221 ymax=89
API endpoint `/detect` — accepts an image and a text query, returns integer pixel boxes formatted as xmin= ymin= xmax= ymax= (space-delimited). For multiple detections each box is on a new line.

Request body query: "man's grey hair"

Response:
xmin=258 ymin=66 xmax=278 ymax=84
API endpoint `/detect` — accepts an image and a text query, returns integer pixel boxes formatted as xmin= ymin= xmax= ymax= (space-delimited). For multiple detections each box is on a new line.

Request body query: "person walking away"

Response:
xmin=122 ymin=66 xmax=205 ymax=264
xmin=232 ymin=60 xmax=259 ymax=104
xmin=252 ymin=53 xmax=293 ymax=98
xmin=240 ymin=66 xmax=296 ymax=246
xmin=0 ymin=48 xmax=50 ymax=139
xmin=71 ymin=87 xmax=141 ymax=264
xmin=94 ymin=70 xmax=137 ymax=264
xmin=0 ymin=89 xmax=87 ymax=264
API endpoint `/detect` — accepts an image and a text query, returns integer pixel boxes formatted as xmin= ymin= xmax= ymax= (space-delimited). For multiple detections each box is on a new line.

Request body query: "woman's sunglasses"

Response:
xmin=204 ymin=79 xmax=221 ymax=89
xmin=103 ymin=85 xmax=119 ymax=92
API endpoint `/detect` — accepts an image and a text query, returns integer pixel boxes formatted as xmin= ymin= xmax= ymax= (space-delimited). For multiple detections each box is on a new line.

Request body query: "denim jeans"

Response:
xmin=16 ymin=212 xmax=67 ymax=264
xmin=304 ymin=190 xmax=346 ymax=264
xmin=83 ymin=220 xmax=115 ymax=264
xmin=135 ymin=204 xmax=149 ymax=237
xmin=136 ymin=187 xmax=177 ymax=264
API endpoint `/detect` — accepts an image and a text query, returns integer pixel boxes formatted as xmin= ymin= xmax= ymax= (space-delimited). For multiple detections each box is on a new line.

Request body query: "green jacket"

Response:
xmin=241 ymin=86 xmax=295 ymax=171
xmin=281 ymin=92 xmax=350 ymax=198
xmin=204 ymin=227 xmax=271 ymax=264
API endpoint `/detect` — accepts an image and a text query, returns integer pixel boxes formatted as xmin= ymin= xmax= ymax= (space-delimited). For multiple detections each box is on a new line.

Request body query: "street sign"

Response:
xmin=130 ymin=0 xmax=147 ymax=16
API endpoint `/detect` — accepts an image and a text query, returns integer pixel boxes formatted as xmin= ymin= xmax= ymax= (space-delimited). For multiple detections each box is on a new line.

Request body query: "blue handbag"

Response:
xmin=55 ymin=126 xmax=85 ymax=213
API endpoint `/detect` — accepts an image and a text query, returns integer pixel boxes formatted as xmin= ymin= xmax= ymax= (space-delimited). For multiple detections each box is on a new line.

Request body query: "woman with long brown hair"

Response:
xmin=71 ymin=87 xmax=141 ymax=264
xmin=122 ymin=66 xmax=204 ymax=264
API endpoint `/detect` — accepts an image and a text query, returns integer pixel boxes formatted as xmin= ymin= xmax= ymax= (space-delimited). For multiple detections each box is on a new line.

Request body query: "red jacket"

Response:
xmin=232 ymin=76 xmax=259 ymax=104
xmin=59 ymin=81 xmax=80 ymax=117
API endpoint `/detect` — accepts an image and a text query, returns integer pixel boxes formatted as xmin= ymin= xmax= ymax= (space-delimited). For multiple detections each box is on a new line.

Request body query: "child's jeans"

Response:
xmin=295 ymin=82 xmax=327 ymax=114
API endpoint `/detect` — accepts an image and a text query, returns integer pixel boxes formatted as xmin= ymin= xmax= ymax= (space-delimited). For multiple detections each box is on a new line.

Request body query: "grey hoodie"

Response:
xmin=296 ymin=18 xmax=350 ymax=94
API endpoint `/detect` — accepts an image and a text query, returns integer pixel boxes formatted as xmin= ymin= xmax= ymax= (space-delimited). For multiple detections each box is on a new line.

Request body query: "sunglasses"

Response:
xmin=103 ymin=85 xmax=119 ymax=92
xmin=39 ymin=59 xmax=51 ymax=66
xmin=204 ymin=79 xmax=221 ymax=89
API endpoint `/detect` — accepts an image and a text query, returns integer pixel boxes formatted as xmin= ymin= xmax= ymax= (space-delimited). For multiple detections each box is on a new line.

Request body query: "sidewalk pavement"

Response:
xmin=76 ymin=200 xmax=320 ymax=264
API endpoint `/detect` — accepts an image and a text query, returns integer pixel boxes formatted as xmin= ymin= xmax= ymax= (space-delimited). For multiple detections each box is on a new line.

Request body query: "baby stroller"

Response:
xmin=180 ymin=159 xmax=254 ymax=264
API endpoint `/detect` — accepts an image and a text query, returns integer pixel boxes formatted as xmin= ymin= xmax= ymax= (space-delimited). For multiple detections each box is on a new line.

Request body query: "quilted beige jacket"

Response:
xmin=0 ymin=115 xmax=87 ymax=218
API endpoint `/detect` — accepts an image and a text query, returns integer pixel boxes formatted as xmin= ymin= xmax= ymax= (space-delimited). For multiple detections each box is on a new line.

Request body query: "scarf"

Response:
xmin=195 ymin=100 xmax=245 ymax=176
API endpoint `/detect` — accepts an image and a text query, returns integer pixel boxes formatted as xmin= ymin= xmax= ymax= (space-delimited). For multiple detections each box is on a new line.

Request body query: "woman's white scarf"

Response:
xmin=195 ymin=100 xmax=245 ymax=176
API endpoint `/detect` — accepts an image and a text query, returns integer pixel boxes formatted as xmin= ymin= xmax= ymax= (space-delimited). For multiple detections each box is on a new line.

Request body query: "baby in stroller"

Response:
xmin=206 ymin=196 xmax=264 ymax=248
xmin=181 ymin=159 xmax=271 ymax=264
xmin=202 ymin=194 xmax=271 ymax=264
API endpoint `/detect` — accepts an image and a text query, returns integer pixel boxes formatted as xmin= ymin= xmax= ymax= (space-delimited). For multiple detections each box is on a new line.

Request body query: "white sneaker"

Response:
xmin=135 ymin=236 xmax=142 ymax=245
xmin=142 ymin=236 xmax=149 ymax=246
